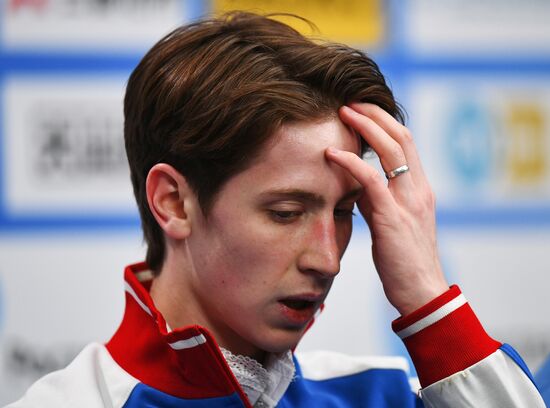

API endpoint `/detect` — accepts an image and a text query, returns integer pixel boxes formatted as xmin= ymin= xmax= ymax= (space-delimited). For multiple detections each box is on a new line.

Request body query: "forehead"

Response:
xmin=258 ymin=118 xmax=360 ymax=171
xmin=225 ymin=117 xmax=361 ymax=193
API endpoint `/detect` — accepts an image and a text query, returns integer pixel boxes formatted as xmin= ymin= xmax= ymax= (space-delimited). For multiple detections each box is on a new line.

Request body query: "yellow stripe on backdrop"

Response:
xmin=212 ymin=0 xmax=385 ymax=46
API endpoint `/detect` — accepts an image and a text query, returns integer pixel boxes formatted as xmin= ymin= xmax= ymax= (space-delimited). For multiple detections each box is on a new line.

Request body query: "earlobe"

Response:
xmin=146 ymin=163 xmax=193 ymax=240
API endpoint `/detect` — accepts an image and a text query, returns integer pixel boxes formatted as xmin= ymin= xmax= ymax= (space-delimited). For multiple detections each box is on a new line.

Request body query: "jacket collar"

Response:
xmin=106 ymin=262 xmax=251 ymax=405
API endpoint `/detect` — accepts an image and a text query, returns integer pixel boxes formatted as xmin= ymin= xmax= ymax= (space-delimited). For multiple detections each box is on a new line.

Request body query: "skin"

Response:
xmin=147 ymin=104 xmax=449 ymax=363
xmin=328 ymin=104 xmax=448 ymax=314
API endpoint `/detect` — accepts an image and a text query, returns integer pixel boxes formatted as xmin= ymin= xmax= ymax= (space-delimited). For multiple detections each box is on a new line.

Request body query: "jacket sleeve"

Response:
xmin=392 ymin=285 xmax=545 ymax=407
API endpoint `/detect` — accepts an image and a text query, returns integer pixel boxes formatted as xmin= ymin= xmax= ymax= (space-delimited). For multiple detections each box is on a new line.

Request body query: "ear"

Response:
xmin=146 ymin=163 xmax=196 ymax=240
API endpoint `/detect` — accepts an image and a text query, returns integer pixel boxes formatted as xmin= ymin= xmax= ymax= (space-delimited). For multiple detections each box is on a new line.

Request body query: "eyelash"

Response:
xmin=269 ymin=210 xmax=302 ymax=223
xmin=269 ymin=209 xmax=356 ymax=223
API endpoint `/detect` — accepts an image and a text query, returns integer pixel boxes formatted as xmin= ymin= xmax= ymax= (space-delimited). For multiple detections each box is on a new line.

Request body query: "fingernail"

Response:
xmin=327 ymin=147 xmax=340 ymax=155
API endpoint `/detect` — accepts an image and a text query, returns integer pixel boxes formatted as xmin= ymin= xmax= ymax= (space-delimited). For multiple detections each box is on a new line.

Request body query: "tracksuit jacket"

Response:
xmin=8 ymin=262 xmax=545 ymax=407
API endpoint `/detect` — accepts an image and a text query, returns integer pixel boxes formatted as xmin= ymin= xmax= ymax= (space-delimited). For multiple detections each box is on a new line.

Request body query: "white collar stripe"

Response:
xmin=169 ymin=334 xmax=207 ymax=350
xmin=124 ymin=281 xmax=153 ymax=317
xmin=396 ymin=294 xmax=467 ymax=339
xmin=125 ymin=280 xmax=206 ymax=351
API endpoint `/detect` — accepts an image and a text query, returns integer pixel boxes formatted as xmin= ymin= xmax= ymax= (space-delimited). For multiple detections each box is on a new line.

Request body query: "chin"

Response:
xmin=253 ymin=329 xmax=304 ymax=354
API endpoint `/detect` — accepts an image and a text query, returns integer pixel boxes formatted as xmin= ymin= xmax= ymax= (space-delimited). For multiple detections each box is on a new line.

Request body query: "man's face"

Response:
xmin=185 ymin=117 xmax=362 ymax=358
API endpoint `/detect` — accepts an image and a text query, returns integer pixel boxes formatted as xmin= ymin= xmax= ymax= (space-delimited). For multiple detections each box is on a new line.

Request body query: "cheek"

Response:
xmin=202 ymin=220 xmax=289 ymax=287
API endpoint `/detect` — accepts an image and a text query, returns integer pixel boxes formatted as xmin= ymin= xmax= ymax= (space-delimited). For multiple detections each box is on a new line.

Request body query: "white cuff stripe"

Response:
xmin=124 ymin=281 xmax=153 ymax=317
xmin=396 ymin=294 xmax=467 ymax=339
xmin=169 ymin=334 xmax=207 ymax=350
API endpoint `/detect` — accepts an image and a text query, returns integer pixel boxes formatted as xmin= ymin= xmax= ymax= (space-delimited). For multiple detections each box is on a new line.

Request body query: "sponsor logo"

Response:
xmin=446 ymin=99 xmax=548 ymax=189
xmin=30 ymin=105 xmax=126 ymax=181
xmin=4 ymin=77 xmax=135 ymax=215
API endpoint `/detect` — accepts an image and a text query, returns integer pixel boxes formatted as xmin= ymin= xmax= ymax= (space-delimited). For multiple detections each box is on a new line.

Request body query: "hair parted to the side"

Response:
xmin=124 ymin=11 xmax=404 ymax=274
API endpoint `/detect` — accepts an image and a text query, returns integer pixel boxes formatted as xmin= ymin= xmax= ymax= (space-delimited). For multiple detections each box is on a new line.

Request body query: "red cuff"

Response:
xmin=392 ymin=285 xmax=501 ymax=387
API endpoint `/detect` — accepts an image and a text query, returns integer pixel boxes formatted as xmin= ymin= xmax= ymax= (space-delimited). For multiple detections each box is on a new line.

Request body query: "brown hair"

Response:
xmin=124 ymin=12 xmax=403 ymax=273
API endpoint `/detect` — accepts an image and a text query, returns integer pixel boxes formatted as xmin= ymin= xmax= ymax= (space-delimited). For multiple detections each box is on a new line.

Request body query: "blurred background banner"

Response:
xmin=1 ymin=0 xmax=549 ymax=404
xmin=403 ymin=0 xmax=550 ymax=57
xmin=409 ymin=74 xmax=550 ymax=216
xmin=3 ymin=75 xmax=133 ymax=217
xmin=212 ymin=0 xmax=384 ymax=46
xmin=2 ymin=0 xmax=185 ymax=52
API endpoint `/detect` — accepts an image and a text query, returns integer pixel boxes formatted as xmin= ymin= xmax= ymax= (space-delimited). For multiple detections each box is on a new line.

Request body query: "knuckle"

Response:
xmin=369 ymin=103 xmax=384 ymax=116
xmin=406 ymin=188 xmax=436 ymax=216
xmin=347 ymin=152 xmax=364 ymax=165
xmin=408 ymin=197 xmax=424 ymax=215
xmin=366 ymin=169 xmax=382 ymax=185
xmin=400 ymin=126 xmax=414 ymax=143
xmin=389 ymin=144 xmax=406 ymax=162
xmin=417 ymin=190 xmax=436 ymax=213
xmin=425 ymin=189 xmax=436 ymax=209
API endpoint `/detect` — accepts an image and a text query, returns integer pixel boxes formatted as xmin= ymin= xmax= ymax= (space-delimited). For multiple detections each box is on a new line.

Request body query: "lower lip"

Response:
xmin=277 ymin=302 xmax=317 ymax=327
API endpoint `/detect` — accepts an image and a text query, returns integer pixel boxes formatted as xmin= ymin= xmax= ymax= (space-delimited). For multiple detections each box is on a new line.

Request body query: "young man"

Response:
xmin=9 ymin=12 xmax=544 ymax=407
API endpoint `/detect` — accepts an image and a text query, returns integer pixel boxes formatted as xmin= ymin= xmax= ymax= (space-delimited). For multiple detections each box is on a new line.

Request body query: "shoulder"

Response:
xmin=295 ymin=350 xmax=411 ymax=381
xmin=6 ymin=343 xmax=138 ymax=408
xmin=284 ymin=350 xmax=420 ymax=407
xmin=535 ymin=353 xmax=550 ymax=406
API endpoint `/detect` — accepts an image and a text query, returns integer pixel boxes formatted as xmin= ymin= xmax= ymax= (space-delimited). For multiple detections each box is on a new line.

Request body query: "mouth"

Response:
xmin=277 ymin=294 xmax=323 ymax=326
xmin=279 ymin=298 xmax=316 ymax=311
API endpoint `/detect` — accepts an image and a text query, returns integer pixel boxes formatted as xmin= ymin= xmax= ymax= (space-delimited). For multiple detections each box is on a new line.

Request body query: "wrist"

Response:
xmin=392 ymin=285 xmax=501 ymax=387
xmin=391 ymin=280 xmax=449 ymax=317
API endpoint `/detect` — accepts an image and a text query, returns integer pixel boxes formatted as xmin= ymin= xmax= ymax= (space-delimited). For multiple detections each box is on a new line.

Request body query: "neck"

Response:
xmin=149 ymin=247 xmax=268 ymax=364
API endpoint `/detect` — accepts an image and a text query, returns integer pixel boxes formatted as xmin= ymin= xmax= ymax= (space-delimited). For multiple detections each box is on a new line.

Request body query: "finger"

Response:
xmin=349 ymin=103 xmax=427 ymax=183
xmin=325 ymin=147 xmax=397 ymax=215
xmin=338 ymin=106 xmax=413 ymax=196
xmin=339 ymin=105 xmax=407 ymax=174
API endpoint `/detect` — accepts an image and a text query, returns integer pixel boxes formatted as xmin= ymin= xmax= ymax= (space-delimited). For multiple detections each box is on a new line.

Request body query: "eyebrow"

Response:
xmin=258 ymin=187 xmax=363 ymax=207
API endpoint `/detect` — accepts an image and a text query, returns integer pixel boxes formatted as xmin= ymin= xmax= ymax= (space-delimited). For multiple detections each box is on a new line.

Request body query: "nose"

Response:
xmin=297 ymin=216 xmax=341 ymax=278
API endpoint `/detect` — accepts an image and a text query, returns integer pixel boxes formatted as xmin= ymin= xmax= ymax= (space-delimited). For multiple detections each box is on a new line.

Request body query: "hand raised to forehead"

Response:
xmin=325 ymin=103 xmax=449 ymax=316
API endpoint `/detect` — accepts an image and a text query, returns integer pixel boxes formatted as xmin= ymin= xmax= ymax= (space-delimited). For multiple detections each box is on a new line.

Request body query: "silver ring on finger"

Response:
xmin=385 ymin=164 xmax=409 ymax=180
